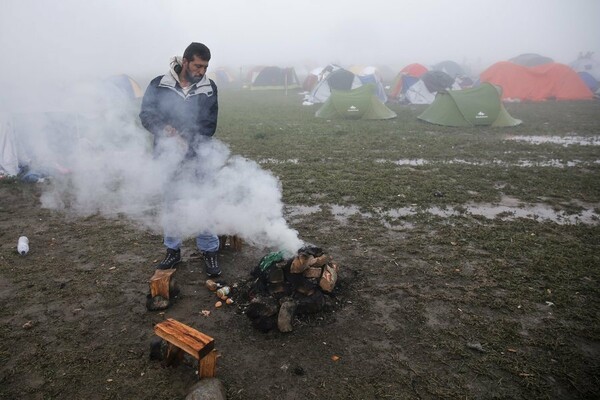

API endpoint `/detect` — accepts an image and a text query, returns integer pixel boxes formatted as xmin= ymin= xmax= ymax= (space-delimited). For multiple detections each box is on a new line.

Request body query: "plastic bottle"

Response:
xmin=17 ymin=236 xmax=29 ymax=255
xmin=216 ymin=286 xmax=230 ymax=300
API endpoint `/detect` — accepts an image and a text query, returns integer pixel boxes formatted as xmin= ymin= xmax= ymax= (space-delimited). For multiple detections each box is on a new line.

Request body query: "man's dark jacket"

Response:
xmin=139 ymin=71 xmax=218 ymax=158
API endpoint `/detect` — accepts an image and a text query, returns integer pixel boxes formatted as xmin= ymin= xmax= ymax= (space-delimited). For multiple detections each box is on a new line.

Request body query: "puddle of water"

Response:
xmin=258 ymin=158 xmax=299 ymax=164
xmin=285 ymin=205 xmax=321 ymax=218
xmin=376 ymin=158 xmax=428 ymax=166
xmin=286 ymin=197 xmax=600 ymax=227
xmin=514 ymin=159 xmax=583 ymax=168
xmin=377 ymin=158 xmax=599 ymax=168
xmin=382 ymin=196 xmax=600 ymax=225
xmin=331 ymin=204 xmax=372 ymax=224
xmin=505 ymin=135 xmax=600 ymax=146
xmin=463 ymin=202 xmax=599 ymax=224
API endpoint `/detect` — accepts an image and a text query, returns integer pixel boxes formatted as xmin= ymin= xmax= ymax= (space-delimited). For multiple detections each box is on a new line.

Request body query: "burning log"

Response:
xmin=290 ymin=253 xmax=313 ymax=273
xmin=244 ymin=245 xmax=341 ymax=333
xmin=245 ymin=294 xmax=279 ymax=332
xmin=277 ymin=299 xmax=297 ymax=333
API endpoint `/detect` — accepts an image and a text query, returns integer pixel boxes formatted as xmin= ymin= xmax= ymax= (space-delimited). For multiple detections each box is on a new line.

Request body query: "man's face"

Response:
xmin=183 ymin=55 xmax=209 ymax=84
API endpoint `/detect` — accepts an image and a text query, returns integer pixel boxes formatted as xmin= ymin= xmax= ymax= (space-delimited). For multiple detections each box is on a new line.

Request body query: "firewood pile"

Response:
xmin=242 ymin=245 xmax=340 ymax=333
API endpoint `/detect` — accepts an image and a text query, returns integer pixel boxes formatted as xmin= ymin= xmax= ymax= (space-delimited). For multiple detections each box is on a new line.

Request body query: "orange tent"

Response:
xmin=400 ymin=63 xmax=428 ymax=77
xmin=480 ymin=62 xmax=593 ymax=101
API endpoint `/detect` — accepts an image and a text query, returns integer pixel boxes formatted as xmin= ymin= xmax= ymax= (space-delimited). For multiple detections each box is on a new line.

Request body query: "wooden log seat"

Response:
xmin=154 ymin=318 xmax=218 ymax=378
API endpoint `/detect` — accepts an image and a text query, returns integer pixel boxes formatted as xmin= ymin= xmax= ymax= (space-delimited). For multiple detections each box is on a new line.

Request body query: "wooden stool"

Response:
xmin=154 ymin=318 xmax=217 ymax=378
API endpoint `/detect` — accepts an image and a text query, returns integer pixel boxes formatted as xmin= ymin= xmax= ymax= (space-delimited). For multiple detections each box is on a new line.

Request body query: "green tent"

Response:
xmin=315 ymin=84 xmax=397 ymax=120
xmin=417 ymin=83 xmax=522 ymax=127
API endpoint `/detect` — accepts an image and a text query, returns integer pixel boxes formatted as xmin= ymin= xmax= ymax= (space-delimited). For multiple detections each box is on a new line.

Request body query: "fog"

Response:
xmin=1 ymin=0 xmax=599 ymax=89
xmin=1 ymin=0 xmax=598 ymax=254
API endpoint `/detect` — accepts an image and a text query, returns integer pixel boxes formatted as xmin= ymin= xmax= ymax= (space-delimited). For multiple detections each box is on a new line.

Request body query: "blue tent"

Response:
xmin=578 ymin=71 xmax=599 ymax=92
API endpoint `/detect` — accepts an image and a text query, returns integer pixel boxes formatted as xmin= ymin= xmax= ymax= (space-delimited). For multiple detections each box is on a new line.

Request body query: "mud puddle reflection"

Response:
xmin=286 ymin=197 xmax=599 ymax=227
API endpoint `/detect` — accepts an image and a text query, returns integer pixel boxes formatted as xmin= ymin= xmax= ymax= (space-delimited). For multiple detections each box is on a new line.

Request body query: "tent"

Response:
xmin=405 ymin=70 xmax=459 ymax=104
xmin=304 ymin=65 xmax=363 ymax=104
xmin=106 ymin=74 xmax=143 ymax=99
xmin=578 ymin=71 xmax=599 ymax=93
xmin=304 ymin=64 xmax=388 ymax=104
xmin=480 ymin=62 xmax=594 ymax=101
xmin=0 ymin=114 xmax=19 ymax=176
xmin=356 ymin=69 xmax=388 ymax=103
xmin=207 ymin=67 xmax=237 ymax=88
xmin=418 ymin=83 xmax=522 ymax=127
xmin=509 ymin=53 xmax=553 ymax=67
xmin=389 ymin=63 xmax=428 ymax=100
xmin=570 ymin=53 xmax=600 ymax=92
xmin=400 ymin=63 xmax=428 ymax=78
xmin=315 ymin=84 xmax=396 ymax=120
xmin=1 ymin=73 xmax=145 ymax=180
xmin=302 ymin=67 xmax=324 ymax=92
xmin=431 ymin=60 xmax=466 ymax=78
xmin=358 ymin=74 xmax=387 ymax=103
xmin=374 ymin=65 xmax=397 ymax=84
xmin=570 ymin=53 xmax=600 ymax=81
xmin=349 ymin=65 xmax=380 ymax=76
xmin=248 ymin=66 xmax=300 ymax=90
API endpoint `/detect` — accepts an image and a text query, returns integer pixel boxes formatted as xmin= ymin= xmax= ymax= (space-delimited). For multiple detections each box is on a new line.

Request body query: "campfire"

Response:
xmin=241 ymin=245 xmax=340 ymax=333
xmin=147 ymin=243 xmax=343 ymax=334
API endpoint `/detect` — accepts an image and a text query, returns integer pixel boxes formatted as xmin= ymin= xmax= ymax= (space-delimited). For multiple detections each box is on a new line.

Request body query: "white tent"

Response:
xmin=570 ymin=54 xmax=600 ymax=81
xmin=404 ymin=71 xmax=461 ymax=105
xmin=0 ymin=114 xmax=19 ymax=176
xmin=405 ymin=80 xmax=437 ymax=104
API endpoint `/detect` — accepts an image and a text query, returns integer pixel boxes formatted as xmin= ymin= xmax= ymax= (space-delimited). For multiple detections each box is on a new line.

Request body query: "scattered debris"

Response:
xmin=146 ymin=295 xmax=170 ymax=311
xmin=216 ymin=287 xmax=230 ymax=300
xmin=205 ymin=279 xmax=222 ymax=292
xmin=293 ymin=366 xmax=305 ymax=375
xmin=466 ymin=342 xmax=486 ymax=352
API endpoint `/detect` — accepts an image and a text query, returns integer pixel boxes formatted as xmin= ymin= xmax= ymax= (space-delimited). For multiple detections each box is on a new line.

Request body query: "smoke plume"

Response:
xmin=35 ymin=80 xmax=303 ymax=255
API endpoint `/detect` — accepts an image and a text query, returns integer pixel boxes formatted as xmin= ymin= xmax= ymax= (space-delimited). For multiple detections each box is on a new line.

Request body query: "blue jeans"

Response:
xmin=164 ymin=234 xmax=220 ymax=253
xmin=161 ymin=159 xmax=220 ymax=253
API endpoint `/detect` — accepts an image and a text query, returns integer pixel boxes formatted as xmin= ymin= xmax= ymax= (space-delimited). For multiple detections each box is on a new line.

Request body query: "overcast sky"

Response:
xmin=1 ymin=0 xmax=599 ymax=87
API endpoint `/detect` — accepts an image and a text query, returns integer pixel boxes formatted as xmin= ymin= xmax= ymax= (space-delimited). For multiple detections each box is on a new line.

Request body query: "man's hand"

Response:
xmin=163 ymin=125 xmax=178 ymax=137
xmin=162 ymin=125 xmax=189 ymax=153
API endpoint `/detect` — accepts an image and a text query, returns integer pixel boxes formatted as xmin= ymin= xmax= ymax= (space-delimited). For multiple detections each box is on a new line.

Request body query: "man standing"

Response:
xmin=139 ymin=42 xmax=221 ymax=276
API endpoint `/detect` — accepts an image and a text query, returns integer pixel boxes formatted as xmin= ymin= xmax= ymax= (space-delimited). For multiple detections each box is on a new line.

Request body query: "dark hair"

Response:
xmin=183 ymin=42 xmax=211 ymax=62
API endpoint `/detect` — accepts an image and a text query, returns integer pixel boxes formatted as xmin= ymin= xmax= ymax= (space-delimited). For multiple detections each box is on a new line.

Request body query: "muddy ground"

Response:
xmin=1 ymin=96 xmax=599 ymax=399
xmin=2 ymin=181 xmax=599 ymax=400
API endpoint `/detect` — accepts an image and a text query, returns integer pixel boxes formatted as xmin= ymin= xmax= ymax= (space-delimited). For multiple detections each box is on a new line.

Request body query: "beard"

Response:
xmin=187 ymin=71 xmax=203 ymax=84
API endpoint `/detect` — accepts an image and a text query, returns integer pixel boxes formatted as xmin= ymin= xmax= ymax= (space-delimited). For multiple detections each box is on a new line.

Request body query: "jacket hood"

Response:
xmin=158 ymin=56 xmax=211 ymax=92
